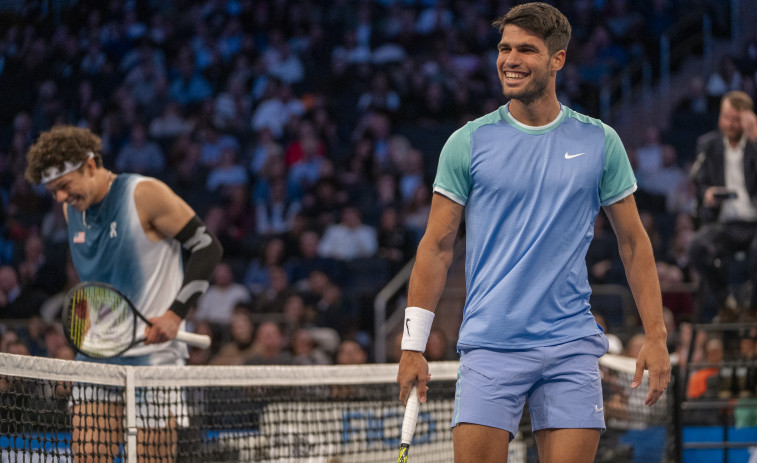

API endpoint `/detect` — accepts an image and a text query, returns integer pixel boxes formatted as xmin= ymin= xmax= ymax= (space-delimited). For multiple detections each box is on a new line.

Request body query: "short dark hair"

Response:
xmin=492 ymin=2 xmax=572 ymax=55
xmin=25 ymin=125 xmax=104 ymax=184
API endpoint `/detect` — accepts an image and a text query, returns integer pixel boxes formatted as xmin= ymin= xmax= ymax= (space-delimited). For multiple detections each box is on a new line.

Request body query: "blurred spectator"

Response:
xmin=266 ymin=40 xmax=304 ymax=86
xmin=0 ymin=265 xmax=47 ymax=319
xmin=251 ymin=81 xmax=305 ymax=139
xmin=318 ymin=205 xmax=377 ymax=261
xmin=300 ymin=177 xmax=347 ymax=229
xmin=248 ymin=128 xmax=282 ymax=177
xmin=336 ymin=339 xmax=367 ymax=365
xmin=253 ymin=265 xmax=293 ymax=313
xmin=402 ymin=184 xmax=432 ymax=244
xmin=114 ymin=121 xmax=166 ymax=176
xmin=689 ymin=91 xmax=757 ymax=321
xmin=244 ymin=238 xmax=286 ymax=296
xmin=17 ymin=233 xmax=65 ymax=294
xmin=149 ymin=101 xmax=195 ymax=140
xmin=213 ymin=74 xmax=252 ymax=133
xmin=198 ymin=123 xmax=241 ymax=168
xmin=245 ymin=320 xmax=292 ymax=365
xmin=285 ymin=230 xmax=342 ymax=287
xmin=209 ymin=308 xmax=257 ymax=365
xmin=290 ymin=328 xmax=332 ymax=365
xmin=357 ymin=71 xmax=401 ymax=116
xmin=0 ymin=330 xmax=20 ymax=353
xmin=674 ymin=76 xmax=709 ymax=115
xmin=706 ymin=55 xmax=743 ymax=109
xmin=687 ymin=337 xmax=724 ymax=399
xmin=377 ymin=206 xmax=416 ymax=274
xmin=639 ymin=145 xmax=687 ymax=214
xmin=168 ymin=47 xmax=213 ymax=110
xmin=286 ymin=132 xmax=327 ymax=199
xmin=255 ymin=178 xmax=302 ymax=238
xmin=44 ymin=323 xmax=68 ymax=360
xmin=205 ymin=145 xmax=249 ymax=193
xmin=397 ymin=147 xmax=425 ymax=203
xmin=194 ymin=262 xmax=252 ymax=326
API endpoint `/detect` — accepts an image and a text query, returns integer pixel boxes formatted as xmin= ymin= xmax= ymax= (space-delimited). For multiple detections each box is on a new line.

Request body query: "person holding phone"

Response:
xmin=689 ymin=91 xmax=757 ymax=322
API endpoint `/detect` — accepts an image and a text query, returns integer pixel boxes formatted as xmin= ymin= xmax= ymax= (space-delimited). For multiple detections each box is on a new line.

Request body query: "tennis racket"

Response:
xmin=397 ymin=385 xmax=420 ymax=463
xmin=62 ymin=281 xmax=211 ymax=358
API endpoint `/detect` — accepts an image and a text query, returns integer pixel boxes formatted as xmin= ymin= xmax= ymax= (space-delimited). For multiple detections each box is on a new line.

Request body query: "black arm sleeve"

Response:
xmin=168 ymin=215 xmax=224 ymax=318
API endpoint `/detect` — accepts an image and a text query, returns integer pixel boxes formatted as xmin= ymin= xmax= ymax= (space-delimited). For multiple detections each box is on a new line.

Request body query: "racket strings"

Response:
xmin=66 ymin=285 xmax=135 ymax=357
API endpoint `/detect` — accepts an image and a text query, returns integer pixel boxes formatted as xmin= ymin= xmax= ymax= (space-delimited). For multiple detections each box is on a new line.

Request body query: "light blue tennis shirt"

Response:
xmin=433 ymin=104 xmax=637 ymax=351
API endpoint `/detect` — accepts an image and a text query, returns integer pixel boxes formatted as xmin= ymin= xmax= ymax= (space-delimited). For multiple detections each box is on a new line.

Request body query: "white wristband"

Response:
xmin=401 ymin=306 xmax=435 ymax=352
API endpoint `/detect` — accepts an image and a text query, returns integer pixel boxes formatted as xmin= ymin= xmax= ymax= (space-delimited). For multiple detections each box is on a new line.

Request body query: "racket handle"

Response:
xmin=175 ymin=331 xmax=212 ymax=349
xmin=401 ymin=385 xmax=420 ymax=446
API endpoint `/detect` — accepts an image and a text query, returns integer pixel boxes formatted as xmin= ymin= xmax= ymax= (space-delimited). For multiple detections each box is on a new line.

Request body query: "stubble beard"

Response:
xmin=501 ymin=68 xmax=550 ymax=105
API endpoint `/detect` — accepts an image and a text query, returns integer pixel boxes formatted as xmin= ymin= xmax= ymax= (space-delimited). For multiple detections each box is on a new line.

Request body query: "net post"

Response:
xmin=125 ymin=366 xmax=138 ymax=463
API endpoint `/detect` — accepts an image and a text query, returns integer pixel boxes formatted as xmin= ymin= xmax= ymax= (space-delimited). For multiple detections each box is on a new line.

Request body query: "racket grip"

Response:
xmin=175 ymin=331 xmax=212 ymax=349
xmin=401 ymin=385 xmax=420 ymax=446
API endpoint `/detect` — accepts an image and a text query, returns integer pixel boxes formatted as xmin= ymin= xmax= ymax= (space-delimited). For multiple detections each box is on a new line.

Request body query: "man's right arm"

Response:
xmin=397 ymin=193 xmax=463 ymax=405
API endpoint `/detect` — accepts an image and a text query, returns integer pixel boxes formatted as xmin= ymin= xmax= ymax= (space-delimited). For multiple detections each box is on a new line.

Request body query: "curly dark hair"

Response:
xmin=25 ymin=125 xmax=104 ymax=184
xmin=492 ymin=2 xmax=572 ymax=56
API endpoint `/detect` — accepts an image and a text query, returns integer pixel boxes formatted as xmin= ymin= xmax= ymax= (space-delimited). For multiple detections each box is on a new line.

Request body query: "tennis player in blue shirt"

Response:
xmin=396 ymin=3 xmax=670 ymax=462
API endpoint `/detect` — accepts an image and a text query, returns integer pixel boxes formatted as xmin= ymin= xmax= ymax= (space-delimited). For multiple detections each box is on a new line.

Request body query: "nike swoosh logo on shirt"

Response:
xmin=564 ymin=152 xmax=587 ymax=159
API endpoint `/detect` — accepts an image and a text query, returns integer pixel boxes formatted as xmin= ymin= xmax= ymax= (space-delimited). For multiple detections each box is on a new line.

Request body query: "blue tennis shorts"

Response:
xmin=451 ymin=333 xmax=609 ymax=439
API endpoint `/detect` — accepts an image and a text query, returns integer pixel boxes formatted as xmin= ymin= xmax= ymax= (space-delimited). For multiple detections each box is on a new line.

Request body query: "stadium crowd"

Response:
xmin=0 ymin=0 xmax=754 ymax=371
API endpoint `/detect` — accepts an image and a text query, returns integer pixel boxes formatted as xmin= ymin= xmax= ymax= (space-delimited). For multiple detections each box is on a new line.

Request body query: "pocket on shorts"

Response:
xmin=459 ymin=349 xmax=495 ymax=381
xmin=560 ymin=333 xmax=609 ymax=359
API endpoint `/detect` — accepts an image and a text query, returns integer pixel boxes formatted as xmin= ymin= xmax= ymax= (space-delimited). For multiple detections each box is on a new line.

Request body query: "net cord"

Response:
xmin=0 ymin=353 xmax=639 ymax=387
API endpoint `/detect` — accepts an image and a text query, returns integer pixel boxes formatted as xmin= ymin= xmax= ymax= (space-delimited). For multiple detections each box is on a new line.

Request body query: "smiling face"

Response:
xmin=45 ymin=165 xmax=94 ymax=212
xmin=496 ymin=24 xmax=564 ymax=106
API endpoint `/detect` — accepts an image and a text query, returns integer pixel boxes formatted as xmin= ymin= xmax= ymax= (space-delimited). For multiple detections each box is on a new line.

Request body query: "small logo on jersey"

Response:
xmin=73 ymin=231 xmax=86 ymax=244
xmin=594 ymin=405 xmax=604 ymax=413
xmin=564 ymin=152 xmax=587 ymax=159
xmin=109 ymin=221 xmax=118 ymax=238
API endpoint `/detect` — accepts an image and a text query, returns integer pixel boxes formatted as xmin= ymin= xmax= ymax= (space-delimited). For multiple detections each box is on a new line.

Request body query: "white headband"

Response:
xmin=41 ymin=152 xmax=94 ymax=184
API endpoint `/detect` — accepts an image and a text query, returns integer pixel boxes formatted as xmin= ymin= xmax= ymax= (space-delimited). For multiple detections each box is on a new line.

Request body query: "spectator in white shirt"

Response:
xmin=194 ymin=262 xmax=251 ymax=326
xmin=318 ymin=206 xmax=377 ymax=261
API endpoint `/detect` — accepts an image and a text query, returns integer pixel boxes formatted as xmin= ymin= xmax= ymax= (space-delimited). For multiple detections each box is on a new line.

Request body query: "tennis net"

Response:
xmin=0 ymin=352 xmax=671 ymax=462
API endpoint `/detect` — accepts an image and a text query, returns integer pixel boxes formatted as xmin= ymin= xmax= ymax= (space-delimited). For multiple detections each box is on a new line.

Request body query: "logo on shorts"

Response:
xmin=594 ymin=404 xmax=604 ymax=413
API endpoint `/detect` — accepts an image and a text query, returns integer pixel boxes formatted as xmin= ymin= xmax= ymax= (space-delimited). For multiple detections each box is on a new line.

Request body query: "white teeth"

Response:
xmin=505 ymin=72 xmax=526 ymax=79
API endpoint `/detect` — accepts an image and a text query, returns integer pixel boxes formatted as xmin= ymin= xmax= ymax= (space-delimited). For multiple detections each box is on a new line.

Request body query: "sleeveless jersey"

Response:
xmin=67 ymin=174 xmax=187 ymax=358
xmin=433 ymin=104 xmax=637 ymax=350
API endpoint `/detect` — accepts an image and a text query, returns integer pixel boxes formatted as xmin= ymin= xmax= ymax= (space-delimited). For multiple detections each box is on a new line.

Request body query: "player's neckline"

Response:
xmin=82 ymin=173 xmax=116 ymax=229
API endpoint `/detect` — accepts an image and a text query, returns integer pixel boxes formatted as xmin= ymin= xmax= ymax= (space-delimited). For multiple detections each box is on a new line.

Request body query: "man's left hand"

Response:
xmin=632 ymin=338 xmax=671 ymax=406
xmin=145 ymin=311 xmax=182 ymax=344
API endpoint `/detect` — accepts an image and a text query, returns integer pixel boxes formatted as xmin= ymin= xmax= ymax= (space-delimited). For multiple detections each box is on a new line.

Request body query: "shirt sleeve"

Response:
xmin=432 ymin=125 xmax=473 ymax=205
xmin=599 ymin=124 xmax=637 ymax=206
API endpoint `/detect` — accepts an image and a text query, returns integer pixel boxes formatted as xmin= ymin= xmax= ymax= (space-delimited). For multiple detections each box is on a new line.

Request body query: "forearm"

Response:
xmin=407 ymin=237 xmax=454 ymax=313
xmin=619 ymin=237 xmax=666 ymax=341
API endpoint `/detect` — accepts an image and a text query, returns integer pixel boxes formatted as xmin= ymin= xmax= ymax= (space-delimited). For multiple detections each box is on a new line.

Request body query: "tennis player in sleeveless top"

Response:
xmin=26 ymin=125 xmax=223 ymax=462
